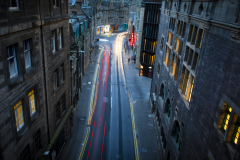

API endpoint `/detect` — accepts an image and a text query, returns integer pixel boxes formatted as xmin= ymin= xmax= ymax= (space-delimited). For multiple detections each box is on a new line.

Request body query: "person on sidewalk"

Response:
xmin=128 ymin=57 xmax=130 ymax=64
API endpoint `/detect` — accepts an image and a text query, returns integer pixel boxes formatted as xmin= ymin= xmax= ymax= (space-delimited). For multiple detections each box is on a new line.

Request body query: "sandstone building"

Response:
xmin=0 ymin=0 xmax=71 ymax=159
xmin=150 ymin=0 xmax=240 ymax=160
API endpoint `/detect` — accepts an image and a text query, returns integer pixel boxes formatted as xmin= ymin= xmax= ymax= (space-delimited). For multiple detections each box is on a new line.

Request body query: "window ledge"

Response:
xmin=178 ymin=89 xmax=190 ymax=110
xmin=25 ymin=67 xmax=36 ymax=79
xmin=9 ymin=8 xmax=19 ymax=11
xmin=54 ymin=87 xmax=60 ymax=93
xmin=17 ymin=125 xmax=28 ymax=137
xmin=225 ymin=143 xmax=236 ymax=159
xmin=31 ymin=111 xmax=39 ymax=121
xmin=9 ymin=75 xmax=23 ymax=87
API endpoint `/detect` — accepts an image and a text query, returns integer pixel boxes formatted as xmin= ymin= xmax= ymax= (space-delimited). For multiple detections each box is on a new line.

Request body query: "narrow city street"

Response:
xmin=77 ymin=33 xmax=135 ymax=160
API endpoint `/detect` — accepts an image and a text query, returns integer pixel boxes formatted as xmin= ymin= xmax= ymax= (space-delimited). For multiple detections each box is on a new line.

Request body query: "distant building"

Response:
xmin=69 ymin=0 xmax=92 ymax=110
xmin=91 ymin=0 xmax=129 ymax=35
xmin=0 ymin=0 xmax=71 ymax=159
xmin=150 ymin=0 xmax=240 ymax=160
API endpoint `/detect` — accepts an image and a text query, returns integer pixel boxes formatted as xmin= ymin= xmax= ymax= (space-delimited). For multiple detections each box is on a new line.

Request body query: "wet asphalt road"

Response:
xmin=81 ymin=33 xmax=135 ymax=160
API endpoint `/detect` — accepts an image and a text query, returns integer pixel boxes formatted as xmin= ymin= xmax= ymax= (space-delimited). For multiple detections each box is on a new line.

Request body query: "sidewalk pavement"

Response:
xmin=122 ymin=51 xmax=160 ymax=160
xmin=61 ymin=45 xmax=101 ymax=160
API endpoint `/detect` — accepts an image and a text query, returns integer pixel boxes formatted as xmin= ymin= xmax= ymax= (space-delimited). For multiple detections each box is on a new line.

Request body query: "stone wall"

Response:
xmin=150 ymin=1 xmax=240 ymax=159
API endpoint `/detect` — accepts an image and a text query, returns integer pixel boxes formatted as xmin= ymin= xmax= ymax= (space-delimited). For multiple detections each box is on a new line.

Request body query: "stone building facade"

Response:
xmin=91 ymin=0 xmax=129 ymax=34
xmin=150 ymin=0 xmax=240 ymax=160
xmin=0 ymin=0 xmax=71 ymax=159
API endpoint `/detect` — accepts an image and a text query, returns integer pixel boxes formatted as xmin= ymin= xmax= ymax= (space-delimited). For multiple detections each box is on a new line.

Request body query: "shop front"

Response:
xmin=96 ymin=27 xmax=100 ymax=35
xmin=110 ymin=24 xmax=115 ymax=33
xmin=104 ymin=25 xmax=110 ymax=33
xmin=115 ymin=24 xmax=119 ymax=32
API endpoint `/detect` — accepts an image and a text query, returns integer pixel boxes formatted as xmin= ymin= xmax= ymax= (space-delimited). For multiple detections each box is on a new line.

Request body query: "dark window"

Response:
xmin=52 ymin=30 xmax=57 ymax=53
xmin=166 ymin=99 xmax=171 ymax=120
xmin=9 ymin=0 xmax=18 ymax=8
xmin=61 ymin=94 xmax=66 ymax=112
xmin=160 ymin=84 xmax=164 ymax=100
xmin=33 ymin=129 xmax=42 ymax=153
xmin=160 ymin=37 xmax=164 ymax=51
xmin=7 ymin=44 xmax=18 ymax=79
xmin=24 ymin=39 xmax=32 ymax=69
xmin=155 ymin=85 xmax=158 ymax=95
xmin=53 ymin=0 xmax=59 ymax=7
xmin=157 ymin=63 xmax=160 ymax=74
xmin=54 ymin=69 xmax=59 ymax=89
xmin=56 ymin=102 xmax=61 ymax=122
xmin=19 ymin=144 xmax=31 ymax=160
xmin=60 ymin=63 xmax=65 ymax=83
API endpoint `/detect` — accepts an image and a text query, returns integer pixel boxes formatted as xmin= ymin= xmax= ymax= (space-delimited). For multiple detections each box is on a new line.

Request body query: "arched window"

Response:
xmin=160 ymin=84 xmax=164 ymax=100
xmin=165 ymin=99 xmax=171 ymax=119
xmin=172 ymin=121 xmax=181 ymax=151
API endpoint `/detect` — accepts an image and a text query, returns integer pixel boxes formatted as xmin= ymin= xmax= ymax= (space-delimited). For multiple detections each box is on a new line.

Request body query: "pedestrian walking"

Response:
xmin=128 ymin=58 xmax=130 ymax=63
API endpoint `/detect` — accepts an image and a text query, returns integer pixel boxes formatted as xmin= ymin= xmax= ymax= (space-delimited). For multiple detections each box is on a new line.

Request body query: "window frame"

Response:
xmin=60 ymin=63 xmax=65 ymax=84
xmin=28 ymin=90 xmax=36 ymax=117
xmin=59 ymin=28 xmax=63 ymax=49
xmin=56 ymin=102 xmax=61 ymax=123
xmin=33 ymin=129 xmax=42 ymax=153
xmin=52 ymin=30 xmax=57 ymax=53
xmin=53 ymin=0 xmax=59 ymax=7
xmin=14 ymin=101 xmax=24 ymax=131
xmin=9 ymin=0 xmax=19 ymax=10
xmin=54 ymin=69 xmax=59 ymax=90
xmin=7 ymin=44 xmax=18 ymax=79
xmin=24 ymin=39 xmax=32 ymax=69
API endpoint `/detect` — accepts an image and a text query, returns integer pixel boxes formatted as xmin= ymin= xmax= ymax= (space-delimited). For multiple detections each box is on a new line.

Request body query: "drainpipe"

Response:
xmin=38 ymin=0 xmax=50 ymax=144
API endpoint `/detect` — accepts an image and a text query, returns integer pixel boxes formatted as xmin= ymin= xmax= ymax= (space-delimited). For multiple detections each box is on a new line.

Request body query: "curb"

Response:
xmin=120 ymin=34 xmax=139 ymax=160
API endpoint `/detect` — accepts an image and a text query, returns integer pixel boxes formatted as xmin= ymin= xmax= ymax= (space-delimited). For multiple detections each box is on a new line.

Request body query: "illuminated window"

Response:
xmin=174 ymin=58 xmax=180 ymax=81
xmin=14 ymin=101 xmax=24 ymax=131
xmin=232 ymin=117 xmax=240 ymax=145
xmin=222 ymin=105 xmax=232 ymax=131
xmin=167 ymin=32 xmax=173 ymax=46
xmin=179 ymin=66 xmax=195 ymax=104
xmin=164 ymin=46 xmax=171 ymax=67
xmin=174 ymin=38 xmax=183 ymax=55
xmin=28 ymin=90 xmax=36 ymax=116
